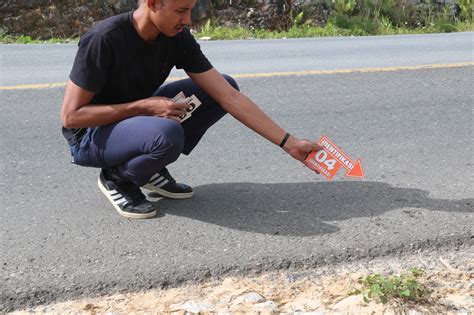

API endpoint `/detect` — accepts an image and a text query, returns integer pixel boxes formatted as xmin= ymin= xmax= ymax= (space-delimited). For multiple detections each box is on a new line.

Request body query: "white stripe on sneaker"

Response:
xmin=156 ymin=179 xmax=169 ymax=188
xmin=148 ymin=173 xmax=160 ymax=183
xmin=105 ymin=189 xmax=127 ymax=205
xmin=114 ymin=197 xmax=127 ymax=204
xmin=150 ymin=176 xmax=165 ymax=186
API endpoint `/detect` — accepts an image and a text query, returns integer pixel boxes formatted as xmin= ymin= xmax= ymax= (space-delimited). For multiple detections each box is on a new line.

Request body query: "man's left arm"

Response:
xmin=187 ymin=68 xmax=321 ymax=163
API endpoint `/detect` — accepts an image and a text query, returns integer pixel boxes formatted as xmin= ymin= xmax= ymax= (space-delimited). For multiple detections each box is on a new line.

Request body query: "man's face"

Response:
xmin=151 ymin=0 xmax=196 ymax=37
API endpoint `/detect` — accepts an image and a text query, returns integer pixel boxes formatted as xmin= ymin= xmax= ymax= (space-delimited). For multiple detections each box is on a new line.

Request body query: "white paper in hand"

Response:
xmin=171 ymin=92 xmax=185 ymax=103
xmin=172 ymin=91 xmax=201 ymax=123
xmin=179 ymin=95 xmax=201 ymax=123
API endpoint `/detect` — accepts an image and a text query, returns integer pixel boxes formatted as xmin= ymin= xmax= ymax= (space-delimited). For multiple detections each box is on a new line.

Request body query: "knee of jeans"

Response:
xmin=151 ymin=120 xmax=184 ymax=161
xmin=222 ymin=74 xmax=240 ymax=91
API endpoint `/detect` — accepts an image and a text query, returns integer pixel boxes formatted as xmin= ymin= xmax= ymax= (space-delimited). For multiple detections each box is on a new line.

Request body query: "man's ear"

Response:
xmin=147 ymin=0 xmax=157 ymax=11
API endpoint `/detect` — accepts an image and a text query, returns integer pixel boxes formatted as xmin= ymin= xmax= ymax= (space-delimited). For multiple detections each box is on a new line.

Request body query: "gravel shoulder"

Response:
xmin=10 ymin=245 xmax=473 ymax=314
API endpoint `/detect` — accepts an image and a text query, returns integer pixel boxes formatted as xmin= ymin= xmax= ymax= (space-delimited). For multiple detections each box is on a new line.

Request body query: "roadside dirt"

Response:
xmin=11 ymin=246 xmax=473 ymax=314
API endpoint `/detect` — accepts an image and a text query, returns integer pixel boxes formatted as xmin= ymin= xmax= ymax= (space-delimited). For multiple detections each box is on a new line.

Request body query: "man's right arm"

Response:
xmin=60 ymin=80 xmax=188 ymax=128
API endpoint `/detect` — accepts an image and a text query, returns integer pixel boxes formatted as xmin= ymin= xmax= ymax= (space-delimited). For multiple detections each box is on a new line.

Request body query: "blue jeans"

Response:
xmin=71 ymin=75 xmax=239 ymax=186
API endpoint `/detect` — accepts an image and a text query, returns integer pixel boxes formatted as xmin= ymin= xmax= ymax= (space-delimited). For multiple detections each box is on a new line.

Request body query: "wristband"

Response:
xmin=279 ymin=132 xmax=290 ymax=148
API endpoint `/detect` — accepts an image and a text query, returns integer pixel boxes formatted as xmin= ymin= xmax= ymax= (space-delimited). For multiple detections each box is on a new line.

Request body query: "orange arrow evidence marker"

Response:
xmin=305 ymin=136 xmax=365 ymax=180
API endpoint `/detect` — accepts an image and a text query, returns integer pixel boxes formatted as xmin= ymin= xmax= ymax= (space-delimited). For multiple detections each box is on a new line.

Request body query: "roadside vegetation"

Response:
xmin=14 ymin=250 xmax=474 ymax=313
xmin=196 ymin=0 xmax=473 ymax=39
xmin=349 ymin=268 xmax=432 ymax=305
xmin=0 ymin=34 xmax=77 ymax=44
xmin=0 ymin=0 xmax=472 ymax=43
xmin=195 ymin=19 xmax=473 ymax=40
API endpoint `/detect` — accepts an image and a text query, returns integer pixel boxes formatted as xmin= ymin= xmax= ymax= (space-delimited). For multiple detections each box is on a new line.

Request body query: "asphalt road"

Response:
xmin=1 ymin=33 xmax=473 ymax=311
xmin=2 ymin=32 xmax=474 ymax=85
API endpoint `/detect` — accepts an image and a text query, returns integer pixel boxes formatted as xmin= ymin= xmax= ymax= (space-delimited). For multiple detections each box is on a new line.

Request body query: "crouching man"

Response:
xmin=60 ymin=0 xmax=321 ymax=219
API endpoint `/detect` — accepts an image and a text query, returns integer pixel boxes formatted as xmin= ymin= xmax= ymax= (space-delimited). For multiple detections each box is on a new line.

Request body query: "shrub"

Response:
xmin=349 ymin=268 xmax=432 ymax=305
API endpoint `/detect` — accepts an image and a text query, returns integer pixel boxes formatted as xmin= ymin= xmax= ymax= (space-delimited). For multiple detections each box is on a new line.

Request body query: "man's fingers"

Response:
xmin=314 ymin=144 xmax=323 ymax=151
xmin=302 ymin=160 xmax=320 ymax=174
xmin=306 ymin=143 xmax=322 ymax=153
xmin=167 ymin=116 xmax=181 ymax=123
xmin=170 ymin=109 xmax=186 ymax=117
xmin=301 ymin=139 xmax=322 ymax=152
xmin=172 ymin=102 xmax=190 ymax=110
xmin=308 ymin=142 xmax=322 ymax=151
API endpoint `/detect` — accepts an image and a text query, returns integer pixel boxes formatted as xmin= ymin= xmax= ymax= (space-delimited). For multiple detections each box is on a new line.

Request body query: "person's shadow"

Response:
xmin=150 ymin=181 xmax=473 ymax=237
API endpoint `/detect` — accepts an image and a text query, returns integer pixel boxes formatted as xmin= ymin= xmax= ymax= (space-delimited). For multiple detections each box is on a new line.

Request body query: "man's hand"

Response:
xmin=142 ymin=96 xmax=190 ymax=122
xmin=283 ymin=137 xmax=322 ymax=172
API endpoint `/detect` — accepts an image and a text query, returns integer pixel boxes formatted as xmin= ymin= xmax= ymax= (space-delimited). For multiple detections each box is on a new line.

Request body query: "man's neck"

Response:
xmin=132 ymin=7 xmax=160 ymax=43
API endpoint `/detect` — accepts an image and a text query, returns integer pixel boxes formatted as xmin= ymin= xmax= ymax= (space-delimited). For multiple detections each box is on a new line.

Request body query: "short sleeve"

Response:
xmin=175 ymin=28 xmax=212 ymax=73
xmin=69 ymin=32 xmax=112 ymax=94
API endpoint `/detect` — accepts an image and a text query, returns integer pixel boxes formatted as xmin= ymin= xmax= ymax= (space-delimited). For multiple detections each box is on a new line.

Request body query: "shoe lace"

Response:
xmin=159 ymin=168 xmax=176 ymax=185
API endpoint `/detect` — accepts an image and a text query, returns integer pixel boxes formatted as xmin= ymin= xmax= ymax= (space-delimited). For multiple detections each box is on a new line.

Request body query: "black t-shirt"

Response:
xmin=62 ymin=11 xmax=212 ymax=145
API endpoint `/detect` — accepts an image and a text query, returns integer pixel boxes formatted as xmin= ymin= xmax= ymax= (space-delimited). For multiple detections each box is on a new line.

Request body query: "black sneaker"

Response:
xmin=142 ymin=168 xmax=193 ymax=199
xmin=98 ymin=169 xmax=157 ymax=219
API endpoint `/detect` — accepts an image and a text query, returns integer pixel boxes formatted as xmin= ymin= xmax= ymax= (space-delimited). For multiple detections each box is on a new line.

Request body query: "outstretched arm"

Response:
xmin=187 ymin=68 xmax=321 ymax=163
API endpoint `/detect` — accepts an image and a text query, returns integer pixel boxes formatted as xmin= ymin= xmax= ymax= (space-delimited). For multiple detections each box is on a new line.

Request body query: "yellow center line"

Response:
xmin=1 ymin=62 xmax=473 ymax=91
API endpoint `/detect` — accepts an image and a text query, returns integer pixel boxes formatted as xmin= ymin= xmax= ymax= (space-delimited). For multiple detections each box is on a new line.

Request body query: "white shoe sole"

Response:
xmin=142 ymin=184 xmax=194 ymax=199
xmin=98 ymin=178 xmax=156 ymax=219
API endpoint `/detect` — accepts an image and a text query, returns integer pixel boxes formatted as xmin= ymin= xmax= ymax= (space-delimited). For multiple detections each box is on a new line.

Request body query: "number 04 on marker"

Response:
xmin=305 ymin=136 xmax=365 ymax=180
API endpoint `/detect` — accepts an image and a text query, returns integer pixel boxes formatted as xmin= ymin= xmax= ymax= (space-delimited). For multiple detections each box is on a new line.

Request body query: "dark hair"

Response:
xmin=137 ymin=0 xmax=166 ymax=6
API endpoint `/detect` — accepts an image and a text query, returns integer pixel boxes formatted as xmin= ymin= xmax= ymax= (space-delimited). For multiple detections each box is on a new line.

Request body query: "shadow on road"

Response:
xmin=152 ymin=181 xmax=473 ymax=237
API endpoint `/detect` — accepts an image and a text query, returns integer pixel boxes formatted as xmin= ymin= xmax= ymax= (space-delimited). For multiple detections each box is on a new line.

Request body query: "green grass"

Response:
xmin=195 ymin=19 xmax=473 ymax=40
xmin=1 ymin=20 xmax=472 ymax=43
xmin=0 ymin=34 xmax=78 ymax=44
xmin=349 ymin=268 xmax=432 ymax=305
